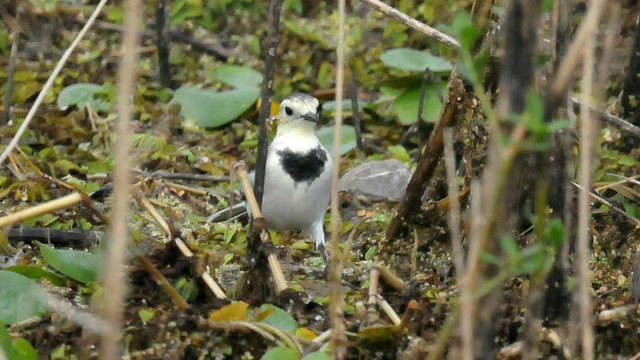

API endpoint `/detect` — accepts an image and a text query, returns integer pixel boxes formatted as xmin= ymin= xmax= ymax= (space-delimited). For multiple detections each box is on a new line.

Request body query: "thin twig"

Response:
xmin=138 ymin=256 xmax=189 ymax=311
xmin=545 ymin=0 xmax=607 ymax=117
xmin=254 ymin=0 xmax=284 ymax=209
xmin=0 ymin=0 xmax=110 ymax=166
xmin=0 ymin=193 xmax=84 ymax=228
xmin=135 ymin=170 xmax=229 ymax=182
xmin=348 ymin=74 xmax=363 ymax=150
xmin=99 ymin=0 xmax=141 ymax=357
xmin=133 ymin=189 xmax=227 ymax=298
xmin=359 ymin=0 xmax=460 ymax=49
xmin=417 ymin=68 xmax=430 ymax=155
xmin=155 ymin=0 xmax=171 ymax=88
xmin=575 ymin=3 xmax=599 ymax=358
xmin=233 ymin=163 xmax=288 ymax=293
xmin=443 ymin=128 xmax=464 ymax=276
xmin=571 ymin=181 xmax=640 ymax=227
xmin=2 ymin=30 xmax=19 ymax=126
xmin=570 ymin=97 xmax=640 ymax=139
xmin=330 ymin=0 xmax=347 ymax=357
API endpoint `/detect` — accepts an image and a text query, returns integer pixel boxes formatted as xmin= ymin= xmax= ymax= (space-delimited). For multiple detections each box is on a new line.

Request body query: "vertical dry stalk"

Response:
xmin=442 ymin=128 xmax=464 ymax=276
xmin=329 ymin=0 xmax=347 ymax=357
xmin=99 ymin=0 xmax=141 ymax=359
xmin=461 ymin=180 xmax=483 ymax=360
xmin=574 ymin=2 xmax=613 ymax=358
xmin=254 ymin=0 xmax=283 ymax=208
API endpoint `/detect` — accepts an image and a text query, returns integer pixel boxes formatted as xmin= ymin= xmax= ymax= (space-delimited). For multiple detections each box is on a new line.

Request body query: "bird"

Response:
xmin=209 ymin=93 xmax=333 ymax=259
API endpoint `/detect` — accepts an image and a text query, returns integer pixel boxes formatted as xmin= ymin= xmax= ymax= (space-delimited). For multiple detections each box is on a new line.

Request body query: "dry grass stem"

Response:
xmin=133 ymin=189 xmax=227 ymax=299
xmin=461 ymin=180 xmax=483 ymax=360
xmin=378 ymin=296 xmax=401 ymax=325
xmin=373 ymin=264 xmax=406 ymax=291
xmin=548 ymin=0 xmax=607 ymax=103
xmin=575 ymin=3 xmax=600 ymax=359
xmin=46 ymin=295 xmax=108 ymax=335
xmin=360 ymin=0 xmax=460 ymax=49
xmin=0 ymin=192 xmax=83 ymax=228
xmin=0 ymin=0 xmax=110 ymax=166
xmin=570 ymin=97 xmax=640 ymax=139
xmin=99 ymin=0 xmax=141 ymax=357
xmin=443 ymin=128 xmax=464 ymax=276
xmin=138 ymin=256 xmax=189 ymax=311
xmin=233 ymin=162 xmax=288 ymax=294
xmin=329 ymin=0 xmax=347 ymax=357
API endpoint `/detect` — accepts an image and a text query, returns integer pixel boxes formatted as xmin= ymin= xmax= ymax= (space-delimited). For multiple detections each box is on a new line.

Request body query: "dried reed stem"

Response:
xmin=99 ymin=0 xmax=141 ymax=358
xmin=575 ymin=3 xmax=599 ymax=358
xmin=329 ymin=0 xmax=347 ymax=357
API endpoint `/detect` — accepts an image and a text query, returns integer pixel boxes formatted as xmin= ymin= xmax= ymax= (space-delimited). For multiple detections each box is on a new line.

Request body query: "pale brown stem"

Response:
xmin=99 ymin=0 xmax=141 ymax=357
xmin=359 ymin=0 xmax=460 ymax=49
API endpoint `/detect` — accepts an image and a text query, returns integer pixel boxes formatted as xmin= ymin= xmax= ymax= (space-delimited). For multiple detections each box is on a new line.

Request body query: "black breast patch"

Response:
xmin=278 ymin=146 xmax=328 ymax=184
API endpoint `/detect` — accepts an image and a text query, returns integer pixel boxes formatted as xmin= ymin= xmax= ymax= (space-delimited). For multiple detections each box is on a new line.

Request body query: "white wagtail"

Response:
xmin=209 ymin=93 xmax=333 ymax=258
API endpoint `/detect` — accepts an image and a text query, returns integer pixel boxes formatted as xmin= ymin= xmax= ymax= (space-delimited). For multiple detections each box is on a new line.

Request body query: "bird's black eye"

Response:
xmin=285 ymin=106 xmax=293 ymax=116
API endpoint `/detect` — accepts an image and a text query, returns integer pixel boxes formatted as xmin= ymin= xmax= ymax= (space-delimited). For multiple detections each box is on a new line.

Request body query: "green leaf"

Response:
xmin=546 ymin=218 xmax=564 ymax=248
xmin=173 ymin=87 xmax=260 ymax=128
xmin=381 ymin=48 xmax=453 ymax=72
xmin=85 ymin=161 xmax=111 ymax=174
xmin=301 ymin=352 xmax=330 ymax=360
xmin=57 ymin=83 xmax=115 ymax=112
xmin=206 ymin=65 xmax=263 ymax=88
xmin=364 ymin=245 xmax=377 ymax=260
xmin=618 ymin=156 xmax=638 ymax=166
xmin=261 ymin=346 xmax=299 ymax=360
xmin=316 ymin=125 xmax=357 ymax=156
xmin=0 ymin=321 xmax=38 ymax=360
xmin=259 ymin=304 xmax=298 ymax=333
xmin=37 ymin=242 xmax=100 ymax=284
xmin=139 ymin=309 xmax=155 ymax=325
xmin=392 ymin=85 xmax=445 ymax=125
xmin=0 ymin=271 xmax=48 ymax=324
xmin=5 ymin=265 xmax=66 ymax=286
xmin=388 ymin=145 xmax=410 ymax=163
xmin=451 ymin=12 xmax=480 ymax=51
xmin=499 ymin=235 xmax=520 ymax=262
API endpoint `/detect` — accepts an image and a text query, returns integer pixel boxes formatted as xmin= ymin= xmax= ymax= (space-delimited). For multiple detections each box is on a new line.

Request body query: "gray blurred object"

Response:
xmin=338 ymin=159 xmax=411 ymax=201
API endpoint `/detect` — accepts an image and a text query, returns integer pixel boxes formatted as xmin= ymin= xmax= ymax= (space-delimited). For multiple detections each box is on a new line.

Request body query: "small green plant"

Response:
xmin=379 ymin=48 xmax=452 ymax=125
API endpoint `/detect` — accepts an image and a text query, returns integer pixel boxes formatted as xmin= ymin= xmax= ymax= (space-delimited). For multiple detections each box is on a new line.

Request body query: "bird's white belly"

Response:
xmin=261 ymin=155 xmax=332 ymax=231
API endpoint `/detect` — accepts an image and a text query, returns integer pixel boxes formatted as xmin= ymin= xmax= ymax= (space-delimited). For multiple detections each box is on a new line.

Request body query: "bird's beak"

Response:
xmin=302 ymin=113 xmax=318 ymax=122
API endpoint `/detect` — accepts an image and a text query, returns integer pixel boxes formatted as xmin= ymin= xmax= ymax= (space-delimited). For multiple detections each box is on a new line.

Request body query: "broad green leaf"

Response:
xmin=392 ymin=85 xmax=445 ymax=125
xmin=302 ymin=352 xmax=330 ymax=360
xmin=173 ymin=87 xmax=260 ymax=128
xmin=259 ymin=304 xmax=298 ymax=333
xmin=0 ymin=321 xmax=38 ymax=360
xmin=0 ymin=271 xmax=48 ymax=324
xmin=57 ymin=83 xmax=114 ymax=112
xmin=618 ymin=156 xmax=638 ymax=166
xmin=5 ymin=265 xmax=66 ymax=286
xmin=206 ymin=65 xmax=262 ymax=88
xmin=37 ymin=242 xmax=100 ymax=284
xmin=381 ymin=48 xmax=453 ymax=72
xmin=261 ymin=346 xmax=299 ymax=360
xmin=317 ymin=125 xmax=357 ymax=156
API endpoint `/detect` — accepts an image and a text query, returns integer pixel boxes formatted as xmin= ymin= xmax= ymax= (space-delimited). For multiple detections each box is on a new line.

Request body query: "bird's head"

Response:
xmin=276 ymin=93 xmax=321 ymax=135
